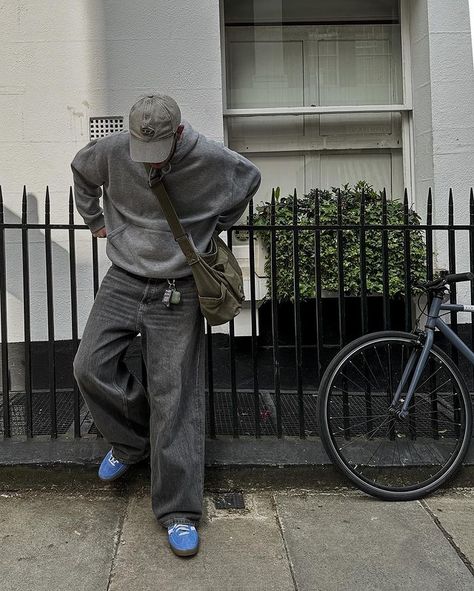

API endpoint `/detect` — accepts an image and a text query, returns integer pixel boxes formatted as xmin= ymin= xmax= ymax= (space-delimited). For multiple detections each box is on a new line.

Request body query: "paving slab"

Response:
xmin=424 ymin=489 xmax=474 ymax=569
xmin=0 ymin=491 xmax=126 ymax=591
xmin=274 ymin=490 xmax=474 ymax=591
xmin=108 ymin=492 xmax=294 ymax=591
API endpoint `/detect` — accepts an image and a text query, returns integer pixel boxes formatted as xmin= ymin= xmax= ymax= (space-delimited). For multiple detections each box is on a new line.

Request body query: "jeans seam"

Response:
xmin=112 ymin=376 xmax=130 ymax=421
xmin=195 ymin=320 xmax=205 ymax=507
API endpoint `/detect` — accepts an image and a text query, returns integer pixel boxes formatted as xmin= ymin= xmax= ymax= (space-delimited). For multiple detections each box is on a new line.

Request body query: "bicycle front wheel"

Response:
xmin=318 ymin=331 xmax=473 ymax=500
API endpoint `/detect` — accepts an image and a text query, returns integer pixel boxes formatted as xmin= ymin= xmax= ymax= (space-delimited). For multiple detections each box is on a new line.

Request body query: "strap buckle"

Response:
xmin=147 ymin=163 xmax=171 ymax=188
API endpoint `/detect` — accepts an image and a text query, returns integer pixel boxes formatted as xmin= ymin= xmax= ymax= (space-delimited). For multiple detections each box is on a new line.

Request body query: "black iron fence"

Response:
xmin=1 ymin=185 xmax=474 ymax=444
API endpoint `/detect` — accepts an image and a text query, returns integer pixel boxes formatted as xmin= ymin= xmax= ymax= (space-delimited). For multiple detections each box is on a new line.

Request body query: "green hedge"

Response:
xmin=251 ymin=181 xmax=426 ymax=302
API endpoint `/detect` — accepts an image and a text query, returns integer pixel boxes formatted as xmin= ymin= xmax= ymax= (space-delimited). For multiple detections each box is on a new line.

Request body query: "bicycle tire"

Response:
xmin=318 ymin=331 xmax=472 ymax=501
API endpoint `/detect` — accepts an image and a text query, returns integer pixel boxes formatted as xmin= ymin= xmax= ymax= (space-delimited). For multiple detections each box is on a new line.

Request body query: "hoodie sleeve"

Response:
xmin=216 ymin=154 xmax=261 ymax=232
xmin=70 ymin=140 xmax=107 ymax=233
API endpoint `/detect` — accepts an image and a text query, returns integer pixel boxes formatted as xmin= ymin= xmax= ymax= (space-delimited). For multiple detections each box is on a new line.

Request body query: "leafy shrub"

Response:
xmin=252 ymin=181 xmax=426 ymax=302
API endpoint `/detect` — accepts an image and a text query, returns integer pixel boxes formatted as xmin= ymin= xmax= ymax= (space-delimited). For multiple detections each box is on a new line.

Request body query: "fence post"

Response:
xmin=313 ymin=190 xmax=323 ymax=380
xmin=381 ymin=188 xmax=390 ymax=330
xmin=247 ymin=197 xmax=261 ymax=438
xmin=336 ymin=188 xmax=346 ymax=346
xmin=292 ymin=189 xmax=305 ymax=437
xmin=0 ymin=187 xmax=11 ymax=438
xmin=359 ymin=187 xmax=368 ymax=334
xmin=21 ymin=186 xmax=33 ymax=438
xmin=68 ymin=187 xmax=81 ymax=437
xmin=45 ymin=187 xmax=57 ymax=438
xmin=270 ymin=188 xmax=282 ymax=437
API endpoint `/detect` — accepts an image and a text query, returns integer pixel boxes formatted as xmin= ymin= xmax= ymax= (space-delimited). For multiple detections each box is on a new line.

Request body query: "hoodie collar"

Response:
xmin=170 ymin=119 xmax=199 ymax=164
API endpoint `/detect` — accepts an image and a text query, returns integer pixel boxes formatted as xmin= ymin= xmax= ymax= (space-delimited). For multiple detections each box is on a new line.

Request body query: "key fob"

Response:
xmin=162 ymin=288 xmax=173 ymax=307
xmin=170 ymin=290 xmax=181 ymax=305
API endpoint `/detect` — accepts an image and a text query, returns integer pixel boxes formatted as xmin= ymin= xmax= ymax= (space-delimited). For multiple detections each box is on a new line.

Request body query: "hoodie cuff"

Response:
xmin=88 ymin=214 xmax=106 ymax=233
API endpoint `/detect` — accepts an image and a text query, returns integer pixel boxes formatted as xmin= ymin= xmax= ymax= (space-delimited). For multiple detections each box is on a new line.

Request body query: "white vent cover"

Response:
xmin=89 ymin=116 xmax=124 ymax=140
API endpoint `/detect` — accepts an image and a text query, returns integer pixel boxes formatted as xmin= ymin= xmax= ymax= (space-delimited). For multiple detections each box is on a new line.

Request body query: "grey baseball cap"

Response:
xmin=129 ymin=94 xmax=181 ymax=163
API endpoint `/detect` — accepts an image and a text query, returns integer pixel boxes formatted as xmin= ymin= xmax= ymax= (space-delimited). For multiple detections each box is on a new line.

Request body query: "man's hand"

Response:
xmin=92 ymin=226 xmax=107 ymax=238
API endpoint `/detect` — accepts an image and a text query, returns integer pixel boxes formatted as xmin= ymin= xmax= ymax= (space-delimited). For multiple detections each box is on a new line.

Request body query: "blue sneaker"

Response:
xmin=98 ymin=449 xmax=130 ymax=481
xmin=167 ymin=522 xmax=199 ymax=557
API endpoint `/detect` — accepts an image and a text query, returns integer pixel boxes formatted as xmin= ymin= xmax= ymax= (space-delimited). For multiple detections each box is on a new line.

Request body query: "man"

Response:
xmin=71 ymin=94 xmax=261 ymax=557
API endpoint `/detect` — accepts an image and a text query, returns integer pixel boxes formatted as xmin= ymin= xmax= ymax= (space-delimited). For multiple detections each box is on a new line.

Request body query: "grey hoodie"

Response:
xmin=71 ymin=120 xmax=261 ymax=278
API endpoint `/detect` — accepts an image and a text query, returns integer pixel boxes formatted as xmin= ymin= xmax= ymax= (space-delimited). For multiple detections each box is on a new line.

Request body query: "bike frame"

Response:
xmin=392 ymin=293 xmax=474 ymax=417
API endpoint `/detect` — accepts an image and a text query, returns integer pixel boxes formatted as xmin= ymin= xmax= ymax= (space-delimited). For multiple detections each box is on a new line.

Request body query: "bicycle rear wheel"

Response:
xmin=318 ymin=331 xmax=473 ymax=500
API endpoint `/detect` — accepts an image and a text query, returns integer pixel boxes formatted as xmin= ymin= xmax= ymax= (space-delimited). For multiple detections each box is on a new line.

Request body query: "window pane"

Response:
xmin=224 ymin=0 xmax=399 ymax=25
xmin=226 ymin=25 xmax=402 ymax=108
xmin=318 ymin=38 xmax=400 ymax=105
xmin=227 ymin=40 xmax=304 ymax=108
xmin=224 ymin=1 xmax=403 ymax=108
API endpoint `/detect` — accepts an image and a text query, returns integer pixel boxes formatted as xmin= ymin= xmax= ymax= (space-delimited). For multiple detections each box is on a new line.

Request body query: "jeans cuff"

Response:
xmin=160 ymin=517 xmax=198 ymax=529
xmin=111 ymin=449 xmax=150 ymax=466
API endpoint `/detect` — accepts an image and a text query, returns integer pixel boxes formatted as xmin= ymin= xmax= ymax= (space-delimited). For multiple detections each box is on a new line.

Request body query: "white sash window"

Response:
xmin=221 ymin=0 xmax=412 ymax=202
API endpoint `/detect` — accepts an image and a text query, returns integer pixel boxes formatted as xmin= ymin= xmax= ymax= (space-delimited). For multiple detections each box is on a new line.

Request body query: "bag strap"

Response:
xmin=145 ymin=165 xmax=199 ymax=265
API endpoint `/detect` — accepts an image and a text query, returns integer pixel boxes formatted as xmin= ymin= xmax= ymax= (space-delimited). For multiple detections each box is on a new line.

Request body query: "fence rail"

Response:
xmin=1 ymin=185 xmax=474 ymax=447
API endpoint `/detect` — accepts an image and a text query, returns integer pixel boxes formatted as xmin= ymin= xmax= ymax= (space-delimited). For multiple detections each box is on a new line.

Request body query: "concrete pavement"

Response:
xmin=1 ymin=483 xmax=473 ymax=591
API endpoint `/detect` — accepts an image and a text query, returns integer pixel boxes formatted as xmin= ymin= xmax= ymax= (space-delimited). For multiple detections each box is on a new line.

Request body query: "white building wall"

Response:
xmin=409 ymin=0 xmax=434 ymax=205
xmin=2 ymin=0 xmax=474 ymax=343
xmin=409 ymin=0 xmax=474 ymax=320
xmin=0 ymin=0 xmax=224 ymax=341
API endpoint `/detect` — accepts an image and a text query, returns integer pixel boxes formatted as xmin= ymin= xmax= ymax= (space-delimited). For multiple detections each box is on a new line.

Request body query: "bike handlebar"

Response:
xmin=421 ymin=271 xmax=474 ymax=290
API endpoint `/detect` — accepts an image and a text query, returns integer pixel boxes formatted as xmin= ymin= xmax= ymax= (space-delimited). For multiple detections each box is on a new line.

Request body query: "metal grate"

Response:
xmin=213 ymin=492 xmax=245 ymax=509
xmin=206 ymin=391 xmax=320 ymax=437
xmin=89 ymin=116 xmax=124 ymax=140
xmin=85 ymin=390 xmax=320 ymax=438
xmin=0 ymin=391 xmax=84 ymax=436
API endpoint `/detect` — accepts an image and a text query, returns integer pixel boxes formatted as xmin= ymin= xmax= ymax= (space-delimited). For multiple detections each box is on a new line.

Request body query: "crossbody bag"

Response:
xmin=147 ymin=171 xmax=245 ymax=326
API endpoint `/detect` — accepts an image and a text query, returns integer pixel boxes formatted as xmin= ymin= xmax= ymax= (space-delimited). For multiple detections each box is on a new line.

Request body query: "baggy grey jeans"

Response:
xmin=72 ymin=263 xmax=206 ymax=529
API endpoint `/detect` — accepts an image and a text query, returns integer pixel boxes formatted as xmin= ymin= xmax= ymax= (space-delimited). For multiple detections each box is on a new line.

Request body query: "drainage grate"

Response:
xmin=89 ymin=116 xmax=124 ymax=140
xmin=213 ymin=492 xmax=245 ymax=509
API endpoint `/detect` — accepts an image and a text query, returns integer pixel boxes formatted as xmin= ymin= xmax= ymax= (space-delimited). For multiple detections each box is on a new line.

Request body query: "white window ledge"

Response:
xmin=224 ymin=105 xmax=411 ymax=117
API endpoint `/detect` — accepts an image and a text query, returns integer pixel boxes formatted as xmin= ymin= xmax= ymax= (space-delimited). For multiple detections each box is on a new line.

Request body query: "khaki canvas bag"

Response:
xmin=148 ymin=174 xmax=245 ymax=326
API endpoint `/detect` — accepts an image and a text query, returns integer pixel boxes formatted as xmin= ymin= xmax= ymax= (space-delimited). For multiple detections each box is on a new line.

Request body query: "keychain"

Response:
xmin=162 ymin=279 xmax=181 ymax=307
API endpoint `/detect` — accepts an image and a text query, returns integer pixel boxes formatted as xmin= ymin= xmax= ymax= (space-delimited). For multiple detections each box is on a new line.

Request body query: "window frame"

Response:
xmin=220 ymin=0 xmax=414 ymax=200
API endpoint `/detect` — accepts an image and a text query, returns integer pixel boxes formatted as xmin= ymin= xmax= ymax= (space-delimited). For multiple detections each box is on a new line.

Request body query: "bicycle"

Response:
xmin=317 ymin=271 xmax=474 ymax=501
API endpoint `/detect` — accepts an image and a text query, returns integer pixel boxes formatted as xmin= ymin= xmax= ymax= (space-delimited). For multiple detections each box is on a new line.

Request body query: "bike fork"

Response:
xmin=390 ymin=330 xmax=434 ymax=418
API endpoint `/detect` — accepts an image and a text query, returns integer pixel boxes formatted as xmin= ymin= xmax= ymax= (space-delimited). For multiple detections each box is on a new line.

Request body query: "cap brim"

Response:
xmin=129 ymin=134 xmax=175 ymax=163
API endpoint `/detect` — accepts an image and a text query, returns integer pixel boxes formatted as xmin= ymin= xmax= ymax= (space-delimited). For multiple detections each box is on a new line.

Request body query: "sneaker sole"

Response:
xmin=169 ymin=541 xmax=199 ymax=557
xmin=98 ymin=466 xmax=130 ymax=481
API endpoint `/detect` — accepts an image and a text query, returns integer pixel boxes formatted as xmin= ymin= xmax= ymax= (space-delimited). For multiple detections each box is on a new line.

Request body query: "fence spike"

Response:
xmin=403 ymin=188 xmax=409 ymax=223
xmin=293 ymin=188 xmax=298 ymax=224
xmin=314 ymin=188 xmax=320 ymax=223
xmin=22 ymin=186 xmax=27 ymax=223
xmin=0 ymin=186 xmax=3 ymax=223
xmin=470 ymin=187 xmax=474 ymax=227
xmin=382 ymin=187 xmax=387 ymax=223
xmin=360 ymin=186 xmax=365 ymax=222
xmin=427 ymin=188 xmax=432 ymax=223
xmin=248 ymin=195 xmax=254 ymax=225
xmin=45 ymin=186 xmax=50 ymax=224
xmin=448 ymin=189 xmax=454 ymax=225
xmin=337 ymin=187 xmax=342 ymax=225
xmin=69 ymin=187 xmax=75 ymax=224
